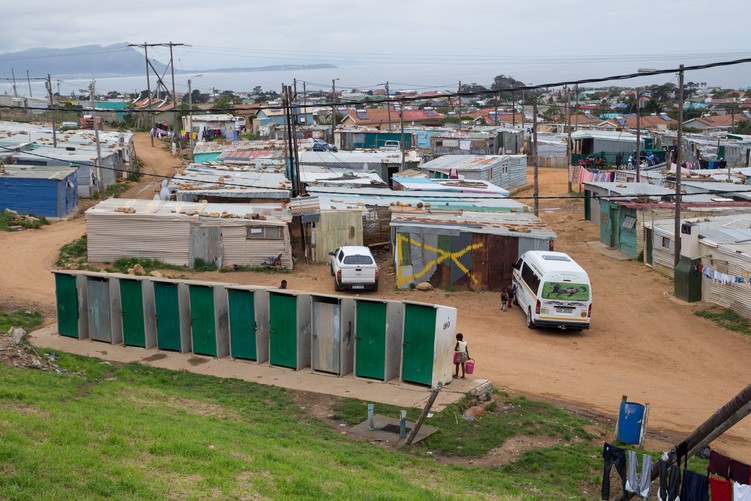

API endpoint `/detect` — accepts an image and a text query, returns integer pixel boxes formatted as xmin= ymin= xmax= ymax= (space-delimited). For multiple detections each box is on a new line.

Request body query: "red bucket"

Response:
xmin=465 ymin=359 xmax=475 ymax=375
xmin=453 ymin=351 xmax=459 ymax=364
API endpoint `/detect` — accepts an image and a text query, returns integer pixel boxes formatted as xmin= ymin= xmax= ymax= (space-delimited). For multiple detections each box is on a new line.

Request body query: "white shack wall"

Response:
xmin=220 ymin=225 xmax=293 ymax=268
xmin=700 ymin=246 xmax=751 ymax=320
xmin=86 ymin=215 xmax=192 ymax=265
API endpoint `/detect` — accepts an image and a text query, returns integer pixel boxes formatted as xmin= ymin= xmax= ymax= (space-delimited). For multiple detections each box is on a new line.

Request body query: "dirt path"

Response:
xmin=120 ymin=132 xmax=186 ymax=199
xmin=2 ymin=143 xmax=749 ymax=461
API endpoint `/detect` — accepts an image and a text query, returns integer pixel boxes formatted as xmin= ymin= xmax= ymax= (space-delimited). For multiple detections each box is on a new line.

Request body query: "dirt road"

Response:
xmin=2 ymin=135 xmax=749 ymax=461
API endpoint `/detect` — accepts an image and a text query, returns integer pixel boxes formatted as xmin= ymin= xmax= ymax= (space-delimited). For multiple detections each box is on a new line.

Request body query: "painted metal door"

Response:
xmin=120 ymin=279 xmax=146 ymax=347
xmin=646 ymin=228 xmax=653 ymax=266
xmin=227 ymin=289 xmax=257 ymax=360
xmin=402 ymin=304 xmax=436 ymax=386
xmin=190 ymin=285 xmax=216 ymax=356
xmin=269 ymin=293 xmax=297 ymax=368
xmin=154 ymin=282 xmax=181 ymax=351
xmin=55 ymin=274 xmax=79 ymax=338
xmin=355 ymin=301 xmax=386 ymax=380
xmin=312 ymin=299 xmax=341 ymax=374
xmin=610 ymin=206 xmax=620 ymax=249
xmin=599 ymin=200 xmax=611 ymax=245
xmin=87 ymin=277 xmax=112 ymax=342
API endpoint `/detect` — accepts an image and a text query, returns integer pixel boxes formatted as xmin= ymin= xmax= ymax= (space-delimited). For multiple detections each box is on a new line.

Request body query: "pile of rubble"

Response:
xmin=0 ymin=327 xmax=63 ymax=372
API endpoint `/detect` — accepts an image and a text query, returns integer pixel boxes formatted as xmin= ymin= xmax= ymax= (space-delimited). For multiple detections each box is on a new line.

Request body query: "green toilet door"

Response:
xmin=355 ymin=301 xmax=386 ymax=380
xmin=269 ymin=293 xmax=297 ymax=368
xmin=120 ymin=279 xmax=146 ymax=347
xmin=154 ymin=282 xmax=181 ymax=351
xmin=227 ymin=289 xmax=257 ymax=360
xmin=190 ymin=285 xmax=216 ymax=357
xmin=402 ymin=304 xmax=436 ymax=386
xmin=55 ymin=274 xmax=79 ymax=338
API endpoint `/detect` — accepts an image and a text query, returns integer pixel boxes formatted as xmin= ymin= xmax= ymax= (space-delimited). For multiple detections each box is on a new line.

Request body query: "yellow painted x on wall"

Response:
xmin=396 ymin=233 xmax=483 ymax=287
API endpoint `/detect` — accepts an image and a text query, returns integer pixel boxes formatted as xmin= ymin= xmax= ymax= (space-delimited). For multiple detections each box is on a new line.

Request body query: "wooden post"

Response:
xmin=405 ymin=383 xmax=442 ymax=445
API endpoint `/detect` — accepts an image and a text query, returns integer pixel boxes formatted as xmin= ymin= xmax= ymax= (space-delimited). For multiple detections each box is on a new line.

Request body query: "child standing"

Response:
xmin=454 ymin=333 xmax=470 ymax=378
xmin=506 ymin=286 xmax=514 ymax=310
xmin=500 ymin=289 xmax=508 ymax=312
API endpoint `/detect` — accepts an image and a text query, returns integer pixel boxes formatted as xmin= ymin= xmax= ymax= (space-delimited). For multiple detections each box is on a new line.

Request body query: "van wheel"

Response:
xmin=334 ymin=279 xmax=342 ymax=292
xmin=526 ymin=308 xmax=536 ymax=329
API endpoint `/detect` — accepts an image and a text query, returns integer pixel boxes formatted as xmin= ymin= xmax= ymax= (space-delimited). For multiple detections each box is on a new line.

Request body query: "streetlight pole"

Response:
xmin=635 ymin=87 xmax=641 ymax=182
xmin=379 ymin=82 xmax=392 ymax=131
xmin=187 ymin=74 xmax=202 ymax=151
xmin=674 ymin=64 xmax=685 ymax=269
xmin=331 ymin=78 xmax=339 ymax=143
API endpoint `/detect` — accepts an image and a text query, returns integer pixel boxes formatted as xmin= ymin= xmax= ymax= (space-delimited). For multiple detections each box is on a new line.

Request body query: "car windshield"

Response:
xmin=343 ymin=255 xmax=373 ymax=265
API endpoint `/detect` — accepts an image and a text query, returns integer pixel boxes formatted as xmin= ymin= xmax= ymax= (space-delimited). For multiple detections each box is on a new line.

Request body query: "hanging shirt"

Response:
xmin=730 ymin=459 xmax=751 ymax=485
xmin=709 ymin=450 xmax=731 ymax=478
xmin=709 ymin=477 xmax=732 ymax=501
xmin=735 ymin=483 xmax=751 ymax=501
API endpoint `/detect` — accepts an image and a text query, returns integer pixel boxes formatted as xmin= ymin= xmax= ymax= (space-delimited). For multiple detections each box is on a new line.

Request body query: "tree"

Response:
xmin=731 ymin=119 xmax=751 ymax=135
xmin=211 ymin=94 xmax=240 ymax=111
xmin=542 ymin=105 xmax=562 ymax=123
xmin=490 ymin=74 xmax=527 ymax=100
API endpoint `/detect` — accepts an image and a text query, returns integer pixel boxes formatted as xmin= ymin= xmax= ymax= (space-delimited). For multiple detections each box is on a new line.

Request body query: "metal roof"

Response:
xmin=1 ymin=165 xmax=77 ymax=180
xmin=571 ymin=130 xmax=639 ymax=141
xmin=299 ymin=150 xmax=417 ymax=165
xmin=392 ymin=176 xmax=509 ymax=196
xmin=86 ymin=198 xmax=291 ymax=223
xmin=584 ymin=182 xmax=674 ymax=196
xmin=419 ymin=154 xmax=526 ymax=172
xmin=390 ymin=210 xmax=556 ymax=240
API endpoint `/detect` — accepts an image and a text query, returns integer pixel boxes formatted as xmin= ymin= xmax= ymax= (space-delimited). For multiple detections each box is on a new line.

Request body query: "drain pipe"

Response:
xmin=399 ymin=410 xmax=407 ymax=439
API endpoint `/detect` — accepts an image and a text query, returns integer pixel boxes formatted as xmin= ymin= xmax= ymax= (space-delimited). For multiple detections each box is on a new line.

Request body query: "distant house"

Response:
xmin=335 ymin=127 xmax=414 ymax=150
xmin=340 ymin=107 xmax=445 ymax=129
xmin=0 ymin=165 xmax=78 ymax=218
xmin=683 ymin=113 xmax=748 ymax=133
xmin=417 ymin=155 xmax=527 ymax=191
xmin=131 ymin=96 xmax=178 ymax=129
xmin=181 ymin=113 xmax=236 ymax=139
xmin=429 ymin=131 xmax=501 ymax=156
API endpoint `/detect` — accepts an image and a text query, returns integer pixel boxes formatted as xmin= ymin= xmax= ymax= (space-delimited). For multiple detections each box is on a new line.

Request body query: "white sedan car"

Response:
xmin=330 ymin=246 xmax=379 ymax=292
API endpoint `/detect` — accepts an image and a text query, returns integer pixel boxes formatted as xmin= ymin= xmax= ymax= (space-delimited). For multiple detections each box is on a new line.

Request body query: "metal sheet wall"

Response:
xmin=220 ymin=225 xmax=293 ymax=268
xmin=0 ymin=177 xmax=62 ymax=217
xmin=313 ymin=212 xmax=363 ymax=262
xmin=701 ymin=247 xmax=751 ymax=319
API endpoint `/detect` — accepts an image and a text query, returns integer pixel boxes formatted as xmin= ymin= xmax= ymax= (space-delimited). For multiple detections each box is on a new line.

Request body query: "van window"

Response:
xmin=541 ymin=282 xmax=590 ymax=301
xmin=513 ymin=258 xmax=522 ymax=270
xmin=521 ymin=264 xmax=541 ymax=294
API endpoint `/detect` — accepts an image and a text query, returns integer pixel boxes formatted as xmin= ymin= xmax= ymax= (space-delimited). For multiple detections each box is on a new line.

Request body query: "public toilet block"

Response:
xmin=151 ymin=279 xmax=192 ymax=353
xmin=310 ymin=294 xmax=356 ymax=376
xmin=117 ymin=275 xmax=157 ymax=349
xmin=225 ymin=285 xmax=270 ymax=363
xmin=401 ymin=301 xmax=457 ymax=387
xmin=186 ymin=281 xmax=230 ymax=358
xmin=268 ymin=290 xmax=312 ymax=370
xmin=53 ymin=271 xmax=89 ymax=340
xmin=353 ymin=299 xmax=404 ymax=382
xmin=85 ymin=273 xmax=123 ymax=345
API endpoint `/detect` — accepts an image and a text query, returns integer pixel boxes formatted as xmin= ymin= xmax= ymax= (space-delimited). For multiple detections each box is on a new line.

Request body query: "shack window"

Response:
xmin=399 ymin=234 xmax=412 ymax=266
xmin=661 ymin=236 xmax=671 ymax=249
xmin=622 ymin=215 xmax=636 ymax=230
xmin=246 ymin=226 xmax=283 ymax=240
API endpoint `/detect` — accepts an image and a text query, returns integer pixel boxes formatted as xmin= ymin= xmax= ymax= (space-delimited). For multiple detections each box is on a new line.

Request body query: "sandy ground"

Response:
xmin=2 ymin=133 xmax=749 ymax=462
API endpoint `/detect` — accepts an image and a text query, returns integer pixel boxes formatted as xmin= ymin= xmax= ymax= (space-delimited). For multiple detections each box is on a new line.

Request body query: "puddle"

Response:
xmin=187 ymin=357 xmax=209 ymax=366
xmin=141 ymin=353 xmax=168 ymax=362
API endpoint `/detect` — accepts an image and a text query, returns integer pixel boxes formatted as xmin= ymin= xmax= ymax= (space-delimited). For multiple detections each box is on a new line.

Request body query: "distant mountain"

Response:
xmin=0 ymin=43 xmax=336 ymax=78
xmin=0 ymin=43 xmax=161 ymax=77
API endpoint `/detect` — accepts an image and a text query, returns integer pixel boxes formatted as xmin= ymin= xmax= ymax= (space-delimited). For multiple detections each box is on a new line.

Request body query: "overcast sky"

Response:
xmin=2 ymin=0 xmax=750 ymax=90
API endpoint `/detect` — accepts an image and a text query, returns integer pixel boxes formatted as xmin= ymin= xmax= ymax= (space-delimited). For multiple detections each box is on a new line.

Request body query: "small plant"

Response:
xmin=0 ymin=212 xmax=50 ymax=231
xmin=0 ymin=309 xmax=43 ymax=334
xmin=695 ymin=307 xmax=751 ymax=335
xmin=105 ymin=180 xmax=132 ymax=198
xmin=56 ymin=235 xmax=88 ymax=267
xmin=110 ymin=258 xmax=185 ymax=274
xmin=193 ymin=258 xmax=218 ymax=272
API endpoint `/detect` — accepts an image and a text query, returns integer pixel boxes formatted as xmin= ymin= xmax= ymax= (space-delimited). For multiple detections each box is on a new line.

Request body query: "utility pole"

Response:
xmin=89 ymin=80 xmax=103 ymax=196
xmin=169 ymin=42 xmax=178 ymax=137
xmin=46 ymin=74 xmax=57 ymax=148
xmin=674 ymin=64 xmax=685 ymax=268
xmin=512 ymin=91 xmax=516 ymax=127
xmin=574 ymin=84 xmax=579 ymax=130
xmin=188 ymin=78 xmax=194 ymax=150
xmin=26 ymin=70 xmax=32 ymax=97
xmin=400 ymin=102 xmax=405 ymax=172
xmin=457 ymin=81 xmax=462 ymax=132
xmin=533 ymin=98 xmax=539 ymax=216
xmin=331 ymin=78 xmax=339 ymax=143
xmin=566 ymin=86 xmax=572 ymax=192
xmin=385 ymin=81 xmax=392 ymax=131
xmin=11 ymin=69 xmax=17 ymax=98
xmin=635 ymin=87 xmax=641 ymax=182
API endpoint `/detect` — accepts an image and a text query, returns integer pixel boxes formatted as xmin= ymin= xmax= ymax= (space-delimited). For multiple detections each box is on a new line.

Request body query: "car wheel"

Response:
xmin=334 ymin=278 xmax=342 ymax=292
xmin=526 ymin=308 xmax=536 ymax=329
xmin=372 ymin=280 xmax=379 ymax=292
xmin=330 ymin=264 xmax=334 ymax=276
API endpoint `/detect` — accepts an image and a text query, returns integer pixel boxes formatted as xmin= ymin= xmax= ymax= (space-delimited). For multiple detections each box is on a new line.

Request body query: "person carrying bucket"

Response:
xmin=454 ymin=333 xmax=471 ymax=378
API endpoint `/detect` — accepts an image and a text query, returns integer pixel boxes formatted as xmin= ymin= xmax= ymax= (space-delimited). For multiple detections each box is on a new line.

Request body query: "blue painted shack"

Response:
xmin=0 ymin=165 xmax=78 ymax=217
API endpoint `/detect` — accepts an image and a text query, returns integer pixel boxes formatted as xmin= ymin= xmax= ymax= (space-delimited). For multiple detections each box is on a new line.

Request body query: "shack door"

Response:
xmin=402 ymin=304 xmax=436 ymax=386
xmin=87 ymin=277 xmax=112 ymax=342
xmin=355 ymin=301 xmax=386 ymax=380
xmin=189 ymin=226 xmax=222 ymax=268
xmin=227 ymin=289 xmax=257 ymax=360
xmin=154 ymin=282 xmax=182 ymax=351
xmin=55 ymin=273 xmax=79 ymax=338
xmin=120 ymin=279 xmax=146 ymax=347
xmin=312 ymin=298 xmax=341 ymax=374
xmin=189 ymin=285 xmax=216 ymax=356
xmin=269 ymin=293 xmax=297 ymax=368
xmin=646 ymin=228 xmax=654 ymax=266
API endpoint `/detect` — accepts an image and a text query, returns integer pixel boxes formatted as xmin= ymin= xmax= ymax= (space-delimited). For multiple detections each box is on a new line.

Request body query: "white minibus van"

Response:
xmin=511 ymin=251 xmax=592 ymax=330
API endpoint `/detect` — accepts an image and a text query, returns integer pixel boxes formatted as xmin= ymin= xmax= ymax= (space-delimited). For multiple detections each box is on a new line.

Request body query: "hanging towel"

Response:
xmin=735 ymin=482 xmax=751 ymax=501
xmin=730 ymin=459 xmax=751 ymax=485
xmin=679 ymin=469 xmax=708 ymax=501
xmin=626 ymin=450 xmax=652 ymax=498
xmin=708 ymin=477 xmax=732 ymax=501
xmin=708 ymin=450 xmax=731 ymax=478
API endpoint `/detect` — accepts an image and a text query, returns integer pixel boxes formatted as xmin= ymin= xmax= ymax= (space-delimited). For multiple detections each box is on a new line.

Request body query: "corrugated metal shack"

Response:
xmin=391 ymin=176 xmax=510 ymax=196
xmin=0 ymin=165 xmax=78 ymax=217
xmin=168 ymin=165 xmax=292 ymax=203
xmin=417 ymin=154 xmax=528 ymax=191
xmin=86 ymin=198 xmax=293 ymax=269
xmin=391 ymin=207 xmax=555 ymax=291
xmin=299 ymin=150 xmax=422 ymax=187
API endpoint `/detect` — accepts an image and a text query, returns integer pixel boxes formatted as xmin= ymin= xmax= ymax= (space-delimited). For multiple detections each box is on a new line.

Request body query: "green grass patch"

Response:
xmin=193 ymin=258 xmax=218 ymax=273
xmin=0 ymin=352 xmax=611 ymax=499
xmin=695 ymin=306 xmax=751 ymax=335
xmin=0 ymin=212 xmax=50 ymax=231
xmin=55 ymin=235 xmax=88 ymax=267
xmin=104 ymin=180 xmax=132 ymax=198
xmin=106 ymin=258 xmax=185 ymax=274
xmin=0 ymin=310 xmax=43 ymax=334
